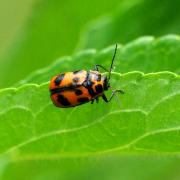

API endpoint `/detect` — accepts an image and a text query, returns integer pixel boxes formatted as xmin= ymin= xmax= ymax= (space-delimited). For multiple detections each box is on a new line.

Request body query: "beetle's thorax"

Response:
xmin=88 ymin=70 xmax=110 ymax=91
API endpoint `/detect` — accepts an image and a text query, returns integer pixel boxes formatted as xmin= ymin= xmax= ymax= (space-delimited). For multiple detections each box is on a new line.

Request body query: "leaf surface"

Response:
xmin=0 ymin=35 xmax=180 ymax=179
xmin=0 ymin=72 xmax=179 ymax=158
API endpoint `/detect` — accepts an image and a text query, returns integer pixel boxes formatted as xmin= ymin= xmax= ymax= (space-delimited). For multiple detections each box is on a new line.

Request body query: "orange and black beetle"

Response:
xmin=49 ymin=44 xmax=124 ymax=108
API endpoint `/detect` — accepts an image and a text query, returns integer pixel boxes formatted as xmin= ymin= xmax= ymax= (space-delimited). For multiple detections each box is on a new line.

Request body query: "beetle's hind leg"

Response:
xmin=91 ymin=97 xmax=99 ymax=104
xmin=102 ymin=90 xmax=124 ymax=103
xmin=91 ymin=99 xmax=95 ymax=104
xmin=95 ymin=97 xmax=99 ymax=103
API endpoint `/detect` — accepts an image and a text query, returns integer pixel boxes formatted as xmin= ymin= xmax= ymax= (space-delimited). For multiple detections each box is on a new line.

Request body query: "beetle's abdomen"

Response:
xmin=50 ymin=86 xmax=91 ymax=107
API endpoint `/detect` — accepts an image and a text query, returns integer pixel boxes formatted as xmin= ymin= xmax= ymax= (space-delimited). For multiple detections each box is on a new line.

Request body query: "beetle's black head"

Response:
xmin=102 ymin=76 xmax=110 ymax=91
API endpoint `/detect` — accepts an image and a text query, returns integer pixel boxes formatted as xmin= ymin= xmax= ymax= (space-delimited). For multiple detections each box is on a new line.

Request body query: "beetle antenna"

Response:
xmin=108 ymin=44 xmax=118 ymax=82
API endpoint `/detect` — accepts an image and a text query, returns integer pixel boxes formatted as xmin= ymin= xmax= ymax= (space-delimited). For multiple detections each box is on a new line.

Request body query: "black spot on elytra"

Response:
xmin=95 ymin=84 xmax=103 ymax=93
xmin=83 ymin=71 xmax=96 ymax=97
xmin=88 ymin=87 xmax=96 ymax=96
xmin=83 ymin=80 xmax=95 ymax=97
xmin=75 ymin=89 xmax=83 ymax=95
xmin=77 ymin=97 xmax=89 ymax=103
xmin=73 ymin=77 xmax=80 ymax=83
xmin=54 ymin=74 xmax=65 ymax=86
xmin=57 ymin=94 xmax=71 ymax=106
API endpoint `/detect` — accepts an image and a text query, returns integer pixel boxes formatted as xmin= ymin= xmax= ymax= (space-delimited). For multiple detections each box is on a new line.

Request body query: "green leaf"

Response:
xmin=77 ymin=0 xmax=180 ymax=50
xmin=16 ymin=35 xmax=180 ymax=86
xmin=0 ymin=39 xmax=180 ymax=178
xmin=1 ymin=34 xmax=180 ymax=178
xmin=0 ymin=72 xmax=179 ymax=157
xmin=0 ymin=70 xmax=180 ymax=177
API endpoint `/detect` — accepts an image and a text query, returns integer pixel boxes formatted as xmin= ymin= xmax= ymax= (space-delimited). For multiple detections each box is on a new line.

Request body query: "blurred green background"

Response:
xmin=0 ymin=0 xmax=180 ymax=179
xmin=0 ymin=0 xmax=180 ymax=88
xmin=0 ymin=0 xmax=121 ymax=88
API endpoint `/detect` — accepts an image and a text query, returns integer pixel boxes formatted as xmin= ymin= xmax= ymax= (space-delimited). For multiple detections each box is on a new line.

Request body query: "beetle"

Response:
xmin=49 ymin=44 xmax=124 ymax=108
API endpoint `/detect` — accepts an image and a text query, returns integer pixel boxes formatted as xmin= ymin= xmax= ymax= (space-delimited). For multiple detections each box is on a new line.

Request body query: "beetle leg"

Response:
xmin=95 ymin=97 xmax=99 ymax=103
xmin=102 ymin=94 xmax=108 ymax=102
xmin=102 ymin=90 xmax=124 ymax=102
xmin=91 ymin=99 xmax=95 ymax=104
